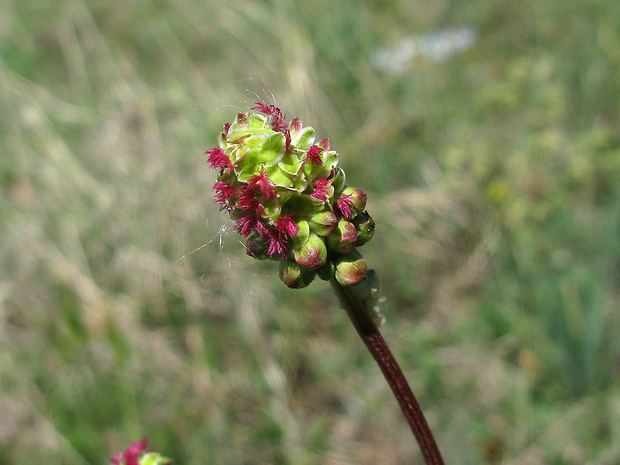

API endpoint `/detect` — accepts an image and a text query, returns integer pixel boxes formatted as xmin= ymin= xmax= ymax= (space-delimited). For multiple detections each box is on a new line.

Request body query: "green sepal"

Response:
xmin=261 ymin=132 xmax=285 ymax=157
xmin=330 ymin=167 xmax=346 ymax=195
xmin=249 ymin=114 xmax=268 ymax=128
xmin=288 ymin=117 xmax=303 ymax=140
xmin=278 ymin=153 xmax=303 ymax=176
xmin=259 ymin=150 xmax=282 ymax=166
xmin=291 ymin=220 xmax=310 ymax=249
xmin=342 ymin=186 xmax=367 ymax=214
xmin=261 ymin=199 xmax=282 ymax=219
xmin=296 ymin=127 xmax=315 ymax=150
xmin=218 ymin=131 xmax=228 ymax=148
xmin=265 ymin=164 xmax=296 ymax=188
xmin=282 ymin=194 xmax=323 ymax=216
xmin=228 ymin=127 xmax=270 ymax=143
xmin=235 ymin=149 xmax=260 ymax=181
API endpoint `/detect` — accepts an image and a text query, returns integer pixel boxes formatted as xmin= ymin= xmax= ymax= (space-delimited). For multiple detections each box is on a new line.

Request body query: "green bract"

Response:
xmin=207 ymin=103 xmax=375 ymax=288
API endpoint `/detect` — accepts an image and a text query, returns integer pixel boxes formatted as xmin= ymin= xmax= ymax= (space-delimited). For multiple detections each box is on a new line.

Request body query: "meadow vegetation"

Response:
xmin=1 ymin=0 xmax=620 ymax=463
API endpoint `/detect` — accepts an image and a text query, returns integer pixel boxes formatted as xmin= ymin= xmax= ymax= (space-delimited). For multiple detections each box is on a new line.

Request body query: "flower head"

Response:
xmin=110 ymin=439 xmax=170 ymax=465
xmin=111 ymin=439 xmax=147 ymax=465
xmin=207 ymin=103 xmax=375 ymax=287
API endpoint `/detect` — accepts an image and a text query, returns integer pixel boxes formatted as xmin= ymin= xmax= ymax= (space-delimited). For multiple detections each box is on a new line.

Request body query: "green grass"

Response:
xmin=1 ymin=0 xmax=620 ymax=463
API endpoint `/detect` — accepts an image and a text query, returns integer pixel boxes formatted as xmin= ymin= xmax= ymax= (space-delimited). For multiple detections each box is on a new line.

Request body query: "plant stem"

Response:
xmin=330 ymin=278 xmax=444 ymax=465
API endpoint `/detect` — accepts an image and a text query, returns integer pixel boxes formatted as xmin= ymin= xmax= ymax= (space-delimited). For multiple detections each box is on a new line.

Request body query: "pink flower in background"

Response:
xmin=110 ymin=439 xmax=148 ymax=465
xmin=109 ymin=439 xmax=170 ymax=465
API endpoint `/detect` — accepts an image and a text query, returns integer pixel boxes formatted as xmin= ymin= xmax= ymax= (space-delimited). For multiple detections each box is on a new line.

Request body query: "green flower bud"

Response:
xmin=352 ymin=211 xmax=375 ymax=246
xmin=294 ymin=232 xmax=327 ymax=269
xmin=279 ymin=260 xmax=316 ymax=289
xmin=316 ymin=260 xmax=336 ymax=281
xmin=308 ymin=211 xmax=338 ymax=236
xmin=327 ymin=219 xmax=358 ymax=253
xmin=334 ymin=250 xmax=368 ymax=286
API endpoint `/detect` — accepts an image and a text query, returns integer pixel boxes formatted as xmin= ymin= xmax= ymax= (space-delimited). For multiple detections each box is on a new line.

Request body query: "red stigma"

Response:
xmin=310 ymin=178 xmax=331 ymax=202
xmin=334 ymin=194 xmax=354 ymax=219
xmin=275 ymin=214 xmax=299 ymax=237
xmin=307 ymin=145 xmax=324 ymax=165
xmin=247 ymin=167 xmax=277 ymax=201
xmin=206 ymin=147 xmax=234 ymax=173
xmin=253 ymin=102 xmax=287 ymax=132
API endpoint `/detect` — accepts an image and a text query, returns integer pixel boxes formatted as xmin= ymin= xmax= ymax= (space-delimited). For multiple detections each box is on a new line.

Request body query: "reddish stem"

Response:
xmin=330 ymin=279 xmax=444 ymax=465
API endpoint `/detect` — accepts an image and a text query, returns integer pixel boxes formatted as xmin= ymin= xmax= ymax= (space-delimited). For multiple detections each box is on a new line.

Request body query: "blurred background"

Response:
xmin=1 ymin=0 xmax=620 ymax=463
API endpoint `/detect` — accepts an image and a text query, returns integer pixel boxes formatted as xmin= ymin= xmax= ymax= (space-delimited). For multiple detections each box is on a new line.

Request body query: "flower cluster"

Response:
xmin=110 ymin=439 xmax=170 ymax=465
xmin=207 ymin=103 xmax=375 ymax=288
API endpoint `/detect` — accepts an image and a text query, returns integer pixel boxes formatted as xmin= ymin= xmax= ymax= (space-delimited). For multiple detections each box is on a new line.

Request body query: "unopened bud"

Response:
xmin=308 ymin=211 xmax=338 ymax=236
xmin=294 ymin=233 xmax=327 ymax=269
xmin=279 ymin=260 xmax=316 ymax=289
xmin=352 ymin=211 xmax=375 ymax=246
xmin=327 ymin=219 xmax=358 ymax=253
xmin=246 ymin=236 xmax=270 ymax=260
xmin=334 ymin=250 xmax=368 ymax=286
